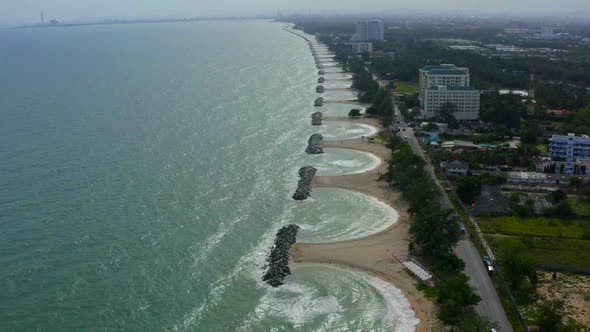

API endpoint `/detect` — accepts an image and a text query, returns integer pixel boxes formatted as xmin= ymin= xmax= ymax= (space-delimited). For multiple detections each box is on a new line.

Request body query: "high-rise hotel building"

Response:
xmin=419 ymin=64 xmax=480 ymax=121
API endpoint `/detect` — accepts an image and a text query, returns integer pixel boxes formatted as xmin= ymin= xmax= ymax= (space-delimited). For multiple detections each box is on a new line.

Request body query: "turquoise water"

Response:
xmin=0 ymin=21 xmax=416 ymax=330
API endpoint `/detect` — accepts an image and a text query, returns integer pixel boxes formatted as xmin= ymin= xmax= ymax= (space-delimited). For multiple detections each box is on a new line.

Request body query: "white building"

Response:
xmin=419 ymin=64 xmax=479 ymax=121
xmin=350 ymin=42 xmax=373 ymax=54
xmin=423 ymin=86 xmax=480 ymax=121
xmin=549 ymin=133 xmax=590 ymax=165
xmin=419 ymin=64 xmax=470 ymax=100
xmin=352 ymin=20 xmax=384 ymax=41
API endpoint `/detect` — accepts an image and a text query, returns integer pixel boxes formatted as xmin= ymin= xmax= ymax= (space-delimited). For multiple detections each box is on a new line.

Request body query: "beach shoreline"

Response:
xmin=287 ymin=29 xmax=434 ymax=330
xmin=291 ymin=116 xmax=434 ymax=331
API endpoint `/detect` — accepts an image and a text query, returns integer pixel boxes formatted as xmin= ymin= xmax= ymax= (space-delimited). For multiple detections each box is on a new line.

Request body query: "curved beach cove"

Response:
xmin=291 ymin=188 xmax=399 ymax=243
xmin=316 ymin=121 xmax=378 ymax=140
xmin=308 ymin=147 xmax=382 ymax=176
xmin=239 ymin=264 xmax=419 ymax=331
xmin=0 ymin=21 xmax=422 ymax=331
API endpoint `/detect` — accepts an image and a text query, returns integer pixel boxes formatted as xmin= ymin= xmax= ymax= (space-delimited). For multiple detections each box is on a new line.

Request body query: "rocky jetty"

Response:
xmin=317 ymin=77 xmax=325 ymax=84
xmin=316 ymin=86 xmax=325 ymax=93
xmin=318 ymin=70 xmax=325 ymax=75
xmin=311 ymin=111 xmax=323 ymax=126
xmin=305 ymin=133 xmax=324 ymax=154
xmin=314 ymin=97 xmax=324 ymax=107
xmin=292 ymin=166 xmax=317 ymax=201
xmin=316 ymin=64 xmax=325 ymax=69
xmin=262 ymin=224 xmax=300 ymax=287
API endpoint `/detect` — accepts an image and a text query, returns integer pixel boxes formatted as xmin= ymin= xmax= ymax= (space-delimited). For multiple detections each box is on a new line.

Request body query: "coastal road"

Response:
xmin=395 ymin=114 xmax=513 ymax=331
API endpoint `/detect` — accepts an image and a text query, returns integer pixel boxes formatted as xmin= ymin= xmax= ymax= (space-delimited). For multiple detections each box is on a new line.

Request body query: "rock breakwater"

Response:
xmin=314 ymin=97 xmax=324 ymax=107
xmin=262 ymin=224 xmax=300 ymax=287
xmin=305 ymin=133 xmax=324 ymax=154
xmin=292 ymin=166 xmax=317 ymax=201
xmin=311 ymin=111 xmax=323 ymax=126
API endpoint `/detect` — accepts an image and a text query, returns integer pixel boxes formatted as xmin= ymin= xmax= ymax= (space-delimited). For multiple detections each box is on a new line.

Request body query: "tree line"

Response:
xmin=380 ymin=136 xmax=483 ymax=326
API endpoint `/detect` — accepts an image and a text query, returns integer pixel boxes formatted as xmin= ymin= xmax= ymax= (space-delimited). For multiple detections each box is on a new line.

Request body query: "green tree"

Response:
xmin=536 ymin=299 xmax=567 ymax=332
xmin=547 ymin=189 xmax=567 ymax=204
xmin=503 ymin=253 xmax=538 ymax=290
xmin=424 ymin=122 xmax=439 ymax=131
xmin=543 ymin=200 xmax=573 ymax=217
xmin=348 ymin=109 xmax=362 ymax=117
xmin=410 ymin=204 xmax=461 ymax=257
xmin=439 ymin=102 xmax=460 ymax=129
xmin=456 ymin=176 xmax=482 ymax=203
xmin=437 ymin=274 xmax=481 ymax=325
xmin=569 ymin=176 xmax=582 ymax=189
xmin=520 ymin=121 xmax=541 ymax=145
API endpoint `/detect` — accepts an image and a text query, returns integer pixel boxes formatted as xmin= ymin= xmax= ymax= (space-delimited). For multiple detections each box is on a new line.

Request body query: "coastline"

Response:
xmin=293 ymin=117 xmax=433 ymax=331
xmin=285 ymin=27 xmax=434 ymax=331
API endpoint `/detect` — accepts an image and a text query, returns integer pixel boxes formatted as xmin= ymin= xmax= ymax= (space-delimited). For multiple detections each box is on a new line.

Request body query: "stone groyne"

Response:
xmin=262 ymin=224 xmax=301 ymax=287
xmin=314 ymin=97 xmax=324 ymax=107
xmin=305 ymin=133 xmax=324 ymax=154
xmin=292 ymin=166 xmax=317 ymax=201
xmin=311 ymin=111 xmax=323 ymax=126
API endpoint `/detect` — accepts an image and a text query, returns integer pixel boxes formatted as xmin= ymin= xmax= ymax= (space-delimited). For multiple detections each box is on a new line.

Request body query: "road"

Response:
xmin=393 ymin=104 xmax=513 ymax=331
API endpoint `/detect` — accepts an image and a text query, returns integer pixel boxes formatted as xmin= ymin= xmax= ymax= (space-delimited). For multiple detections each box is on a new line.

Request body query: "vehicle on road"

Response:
xmin=459 ymin=224 xmax=466 ymax=234
xmin=483 ymin=255 xmax=494 ymax=276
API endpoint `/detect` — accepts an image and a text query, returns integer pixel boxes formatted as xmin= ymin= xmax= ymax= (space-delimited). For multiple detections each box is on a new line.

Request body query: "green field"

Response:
xmin=487 ymin=236 xmax=590 ymax=268
xmin=394 ymin=82 xmax=418 ymax=94
xmin=478 ymin=216 xmax=588 ymax=239
xmin=570 ymin=197 xmax=590 ymax=216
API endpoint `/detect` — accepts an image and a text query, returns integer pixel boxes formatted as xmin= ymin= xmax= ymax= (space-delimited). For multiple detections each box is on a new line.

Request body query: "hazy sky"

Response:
xmin=2 ymin=0 xmax=590 ymax=24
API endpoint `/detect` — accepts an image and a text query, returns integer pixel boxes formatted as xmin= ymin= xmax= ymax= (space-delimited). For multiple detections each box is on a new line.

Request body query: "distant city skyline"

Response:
xmin=2 ymin=0 xmax=590 ymax=25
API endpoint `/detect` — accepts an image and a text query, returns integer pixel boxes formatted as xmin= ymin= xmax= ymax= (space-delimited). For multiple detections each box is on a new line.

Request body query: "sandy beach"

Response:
xmin=291 ymin=116 xmax=434 ymax=331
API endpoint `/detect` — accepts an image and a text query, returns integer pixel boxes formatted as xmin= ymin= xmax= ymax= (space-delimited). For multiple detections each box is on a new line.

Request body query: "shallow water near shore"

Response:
xmin=308 ymin=148 xmax=381 ymax=176
xmin=294 ymin=188 xmax=398 ymax=242
xmin=0 ymin=21 xmax=416 ymax=330
xmin=239 ymin=263 xmax=419 ymax=331
xmin=315 ymin=121 xmax=377 ymax=140
xmin=322 ymin=89 xmax=359 ymax=101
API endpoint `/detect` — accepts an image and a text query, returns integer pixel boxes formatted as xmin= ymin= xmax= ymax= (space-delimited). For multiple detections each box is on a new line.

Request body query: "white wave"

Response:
xmin=318 ymin=149 xmax=381 ymax=175
xmin=364 ymin=273 xmax=421 ymax=331
xmin=238 ymin=263 xmax=419 ymax=331
xmin=296 ymin=188 xmax=399 ymax=243
xmin=238 ymin=281 xmax=341 ymax=330
xmin=329 ymin=159 xmax=363 ymax=168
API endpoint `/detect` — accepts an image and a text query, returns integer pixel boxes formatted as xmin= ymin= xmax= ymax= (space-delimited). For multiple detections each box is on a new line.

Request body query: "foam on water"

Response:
xmin=294 ymin=188 xmax=399 ymax=242
xmin=238 ymin=264 xmax=419 ymax=331
xmin=311 ymin=148 xmax=381 ymax=176
xmin=318 ymin=121 xmax=378 ymax=140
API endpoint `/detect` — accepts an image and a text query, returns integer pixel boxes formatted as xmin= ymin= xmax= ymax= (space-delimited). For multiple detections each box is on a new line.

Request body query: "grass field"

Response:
xmin=394 ymin=82 xmax=418 ymax=94
xmin=478 ymin=216 xmax=588 ymax=239
xmin=487 ymin=236 xmax=590 ymax=268
xmin=570 ymin=197 xmax=590 ymax=216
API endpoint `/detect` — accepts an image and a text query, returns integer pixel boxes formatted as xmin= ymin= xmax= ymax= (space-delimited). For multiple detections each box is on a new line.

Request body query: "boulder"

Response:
xmin=305 ymin=133 xmax=324 ymax=154
xmin=262 ymin=224 xmax=300 ymax=287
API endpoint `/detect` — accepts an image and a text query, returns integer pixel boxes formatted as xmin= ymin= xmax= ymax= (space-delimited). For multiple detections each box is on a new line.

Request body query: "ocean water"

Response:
xmin=0 ymin=21 xmax=416 ymax=331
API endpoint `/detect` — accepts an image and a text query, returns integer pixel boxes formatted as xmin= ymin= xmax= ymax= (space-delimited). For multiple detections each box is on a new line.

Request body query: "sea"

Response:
xmin=0 ymin=20 xmax=418 ymax=331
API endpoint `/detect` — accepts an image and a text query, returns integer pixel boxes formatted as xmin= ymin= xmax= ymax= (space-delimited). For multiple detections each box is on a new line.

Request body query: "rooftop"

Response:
xmin=421 ymin=64 xmax=469 ymax=76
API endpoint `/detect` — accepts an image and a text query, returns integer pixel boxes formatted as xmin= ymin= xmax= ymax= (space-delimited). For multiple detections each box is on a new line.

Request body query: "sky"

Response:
xmin=2 ymin=0 xmax=590 ymax=25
